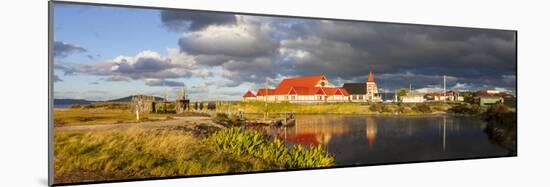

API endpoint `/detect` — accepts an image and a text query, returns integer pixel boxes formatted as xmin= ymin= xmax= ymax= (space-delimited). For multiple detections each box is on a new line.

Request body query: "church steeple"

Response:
xmin=367 ymin=70 xmax=375 ymax=82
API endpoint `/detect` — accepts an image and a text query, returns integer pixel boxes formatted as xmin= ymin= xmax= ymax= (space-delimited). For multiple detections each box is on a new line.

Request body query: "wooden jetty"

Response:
xmin=245 ymin=113 xmax=296 ymax=127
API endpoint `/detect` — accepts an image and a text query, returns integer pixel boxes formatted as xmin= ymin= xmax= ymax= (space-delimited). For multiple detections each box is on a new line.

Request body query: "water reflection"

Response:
xmin=365 ymin=117 xmax=377 ymax=147
xmin=264 ymin=114 xmax=511 ymax=166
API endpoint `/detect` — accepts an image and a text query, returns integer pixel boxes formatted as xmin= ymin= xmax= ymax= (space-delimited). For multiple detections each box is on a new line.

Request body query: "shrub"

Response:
xmin=369 ymin=103 xmax=383 ymax=113
xmin=213 ymin=113 xmax=243 ymax=127
xmin=382 ymin=105 xmax=394 ymax=113
xmin=206 ymin=128 xmax=334 ymax=168
xmin=450 ymin=103 xmax=482 ymax=115
xmin=69 ymin=104 xmax=82 ymax=109
xmin=416 ymin=103 xmax=432 ymax=113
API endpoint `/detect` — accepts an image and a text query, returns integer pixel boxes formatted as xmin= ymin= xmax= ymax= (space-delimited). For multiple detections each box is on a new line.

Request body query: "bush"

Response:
xmin=83 ymin=102 xmax=130 ymax=110
xmin=69 ymin=104 xmax=82 ymax=109
xmin=206 ymin=128 xmax=334 ymax=168
xmin=369 ymin=103 xmax=383 ymax=113
xmin=416 ymin=103 xmax=432 ymax=113
xmin=382 ymin=105 xmax=394 ymax=113
xmin=450 ymin=103 xmax=482 ymax=115
xmin=213 ymin=113 xmax=243 ymax=127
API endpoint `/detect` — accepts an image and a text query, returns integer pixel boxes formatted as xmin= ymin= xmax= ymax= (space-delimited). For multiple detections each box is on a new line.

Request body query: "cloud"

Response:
xmin=178 ymin=21 xmax=279 ymax=58
xmin=53 ymin=75 xmax=63 ymax=82
xmin=144 ymin=78 xmax=186 ymax=87
xmin=55 ymin=49 xmax=209 ymax=87
xmin=54 ymin=41 xmax=87 ymax=58
xmin=161 ymin=10 xmax=236 ymax=31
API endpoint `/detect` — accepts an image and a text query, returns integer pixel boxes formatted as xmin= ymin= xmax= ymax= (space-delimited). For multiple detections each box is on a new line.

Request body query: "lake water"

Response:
xmin=263 ymin=115 xmax=512 ymax=166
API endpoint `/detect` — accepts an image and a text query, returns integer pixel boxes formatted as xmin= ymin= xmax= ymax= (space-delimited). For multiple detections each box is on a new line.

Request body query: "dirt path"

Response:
xmin=54 ymin=116 xmax=225 ymax=132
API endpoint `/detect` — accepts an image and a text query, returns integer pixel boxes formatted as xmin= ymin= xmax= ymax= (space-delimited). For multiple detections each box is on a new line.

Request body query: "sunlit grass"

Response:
xmin=54 ymin=127 xmax=278 ymax=183
xmin=216 ymin=101 xmax=450 ymax=115
xmin=53 ymin=108 xmax=177 ymax=126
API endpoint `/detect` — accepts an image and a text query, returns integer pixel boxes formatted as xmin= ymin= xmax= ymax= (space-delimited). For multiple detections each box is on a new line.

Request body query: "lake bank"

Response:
xmin=53 ymin=113 xmax=334 ymax=184
xmin=216 ymin=101 xmax=454 ymax=116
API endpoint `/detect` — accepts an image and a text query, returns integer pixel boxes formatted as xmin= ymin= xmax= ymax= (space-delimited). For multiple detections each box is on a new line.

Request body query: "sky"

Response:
xmin=53 ymin=3 xmax=517 ymax=101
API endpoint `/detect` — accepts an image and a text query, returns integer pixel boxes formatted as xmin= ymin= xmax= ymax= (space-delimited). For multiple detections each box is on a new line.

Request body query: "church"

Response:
xmin=242 ymin=71 xmax=381 ymax=103
xmin=342 ymin=71 xmax=382 ymax=102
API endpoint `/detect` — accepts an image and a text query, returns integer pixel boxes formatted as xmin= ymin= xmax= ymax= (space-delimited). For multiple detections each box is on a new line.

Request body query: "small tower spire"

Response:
xmin=367 ymin=66 xmax=375 ymax=82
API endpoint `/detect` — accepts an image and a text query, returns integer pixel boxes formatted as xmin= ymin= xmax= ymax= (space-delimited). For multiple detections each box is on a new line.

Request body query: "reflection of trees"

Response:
xmin=483 ymin=105 xmax=517 ymax=155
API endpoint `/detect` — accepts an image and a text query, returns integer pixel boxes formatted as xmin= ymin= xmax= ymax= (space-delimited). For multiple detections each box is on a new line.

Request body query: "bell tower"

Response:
xmin=366 ymin=69 xmax=380 ymax=102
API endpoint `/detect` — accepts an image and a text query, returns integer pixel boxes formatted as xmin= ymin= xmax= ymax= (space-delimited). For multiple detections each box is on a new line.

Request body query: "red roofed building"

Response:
xmin=243 ymin=75 xmax=350 ymax=103
xmin=242 ymin=90 xmax=256 ymax=101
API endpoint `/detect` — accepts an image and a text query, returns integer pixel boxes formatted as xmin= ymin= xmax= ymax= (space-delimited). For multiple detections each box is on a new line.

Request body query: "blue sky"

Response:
xmin=53 ymin=3 xmax=516 ymax=101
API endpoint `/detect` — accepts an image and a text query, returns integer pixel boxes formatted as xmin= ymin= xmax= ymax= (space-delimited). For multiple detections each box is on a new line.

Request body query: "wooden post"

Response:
xmin=135 ymin=103 xmax=140 ymax=121
xmin=265 ymin=78 xmax=269 ymax=120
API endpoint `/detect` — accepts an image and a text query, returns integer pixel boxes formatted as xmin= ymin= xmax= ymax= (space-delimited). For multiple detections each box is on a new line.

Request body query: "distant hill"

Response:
xmin=54 ymin=95 xmax=164 ymax=107
xmin=107 ymin=95 xmax=164 ymax=102
xmin=54 ymin=99 xmax=94 ymax=106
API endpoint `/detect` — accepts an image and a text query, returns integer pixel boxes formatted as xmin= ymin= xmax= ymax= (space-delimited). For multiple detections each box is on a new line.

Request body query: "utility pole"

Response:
xmin=443 ymin=75 xmax=446 ymax=103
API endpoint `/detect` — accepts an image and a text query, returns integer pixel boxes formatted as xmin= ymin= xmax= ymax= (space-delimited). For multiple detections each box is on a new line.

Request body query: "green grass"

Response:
xmin=54 ymin=127 xmax=279 ymax=183
xmin=216 ymin=101 xmax=450 ymax=115
xmin=53 ymin=108 xmax=178 ymax=126
xmin=54 ymin=127 xmax=334 ymax=184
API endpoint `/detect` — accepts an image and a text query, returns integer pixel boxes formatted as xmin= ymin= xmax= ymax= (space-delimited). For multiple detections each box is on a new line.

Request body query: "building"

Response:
xmin=246 ymin=75 xmax=350 ymax=103
xmin=475 ymin=90 xmax=514 ymax=107
xmin=425 ymin=91 xmax=464 ymax=102
xmin=342 ymin=71 xmax=382 ymax=102
xmin=478 ymin=96 xmax=504 ymax=107
xmin=401 ymin=92 xmax=426 ymax=103
xmin=242 ymin=90 xmax=256 ymax=101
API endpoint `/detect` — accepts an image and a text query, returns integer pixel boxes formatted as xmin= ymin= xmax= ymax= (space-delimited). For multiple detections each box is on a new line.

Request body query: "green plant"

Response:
xmin=206 ymin=128 xmax=334 ymax=168
xmin=69 ymin=104 xmax=82 ymax=109
xmin=416 ymin=103 xmax=432 ymax=113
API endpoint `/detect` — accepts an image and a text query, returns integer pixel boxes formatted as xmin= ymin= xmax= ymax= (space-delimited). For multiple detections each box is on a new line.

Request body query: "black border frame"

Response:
xmin=48 ymin=0 xmax=518 ymax=186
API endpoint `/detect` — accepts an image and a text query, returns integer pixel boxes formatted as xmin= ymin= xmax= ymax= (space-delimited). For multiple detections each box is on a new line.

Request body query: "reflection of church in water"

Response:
xmin=365 ymin=117 xmax=378 ymax=147
xmin=271 ymin=116 xmax=380 ymax=148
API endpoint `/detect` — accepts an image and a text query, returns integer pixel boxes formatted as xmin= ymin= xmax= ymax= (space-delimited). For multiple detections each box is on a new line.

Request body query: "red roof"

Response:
xmin=256 ymin=89 xmax=276 ymax=96
xmin=367 ymin=71 xmax=375 ymax=82
xmin=242 ymin=90 xmax=256 ymax=98
xmin=274 ymin=75 xmax=326 ymax=92
xmin=253 ymin=75 xmax=350 ymax=96
xmin=322 ymin=87 xmax=349 ymax=96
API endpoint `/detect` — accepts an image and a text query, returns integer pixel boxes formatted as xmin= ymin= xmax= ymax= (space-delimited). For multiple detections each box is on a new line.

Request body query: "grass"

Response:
xmin=53 ymin=108 xmax=178 ymax=126
xmin=54 ymin=127 xmax=275 ymax=183
xmin=216 ymin=101 xmax=450 ymax=115
xmin=54 ymin=127 xmax=334 ymax=184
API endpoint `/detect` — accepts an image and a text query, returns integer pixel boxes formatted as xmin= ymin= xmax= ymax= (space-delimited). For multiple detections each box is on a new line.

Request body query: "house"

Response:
xmin=475 ymin=90 xmax=514 ymax=107
xmin=401 ymin=92 xmax=426 ymax=103
xmin=255 ymin=89 xmax=276 ymax=102
xmin=242 ymin=90 xmax=256 ymax=101
xmin=245 ymin=75 xmax=350 ymax=103
xmin=425 ymin=91 xmax=464 ymax=102
xmin=342 ymin=71 xmax=382 ymax=102
xmin=478 ymin=96 xmax=504 ymax=107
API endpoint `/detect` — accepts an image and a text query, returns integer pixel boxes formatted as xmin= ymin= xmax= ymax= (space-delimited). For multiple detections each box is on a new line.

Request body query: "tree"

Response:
xmin=396 ymin=88 xmax=409 ymax=102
